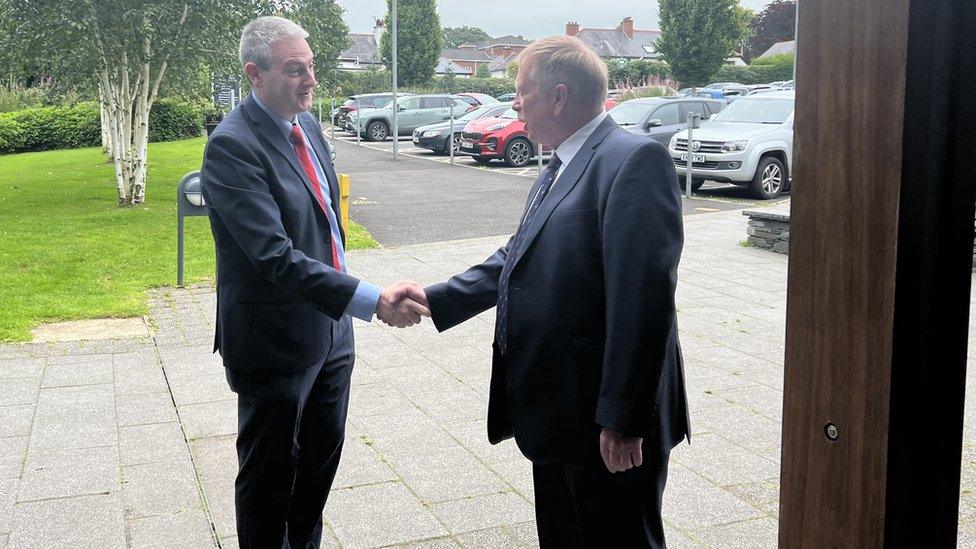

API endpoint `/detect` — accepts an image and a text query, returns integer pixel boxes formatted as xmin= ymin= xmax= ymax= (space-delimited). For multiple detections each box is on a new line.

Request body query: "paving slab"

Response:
xmin=8 ymin=493 xmax=125 ymax=548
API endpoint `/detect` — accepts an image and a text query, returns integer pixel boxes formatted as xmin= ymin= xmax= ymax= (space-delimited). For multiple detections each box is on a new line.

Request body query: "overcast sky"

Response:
xmin=335 ymin=0 xmax=778 ymax=37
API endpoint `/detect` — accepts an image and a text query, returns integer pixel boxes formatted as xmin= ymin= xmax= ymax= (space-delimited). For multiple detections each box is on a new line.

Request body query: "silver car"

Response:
xmin=348 ymin=94 xmax=470 ymax=141
xmin=669 ymin=91 xmax=794 ymax=199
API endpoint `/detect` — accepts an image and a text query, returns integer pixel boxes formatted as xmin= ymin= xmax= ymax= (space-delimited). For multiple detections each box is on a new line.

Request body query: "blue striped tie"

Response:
xmin=495 ymin=153 xmax=562 ymax=354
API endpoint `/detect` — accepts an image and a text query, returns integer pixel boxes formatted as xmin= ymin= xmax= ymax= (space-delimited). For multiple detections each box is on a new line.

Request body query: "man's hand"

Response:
xmin=600 ymin=428 xmax=643 ymax=473
xmin=376 ymin=281 xmax=430 ymax=328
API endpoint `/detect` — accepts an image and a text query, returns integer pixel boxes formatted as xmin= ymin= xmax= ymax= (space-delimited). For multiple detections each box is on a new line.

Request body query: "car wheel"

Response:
xmin=749 ymin=157 xmax=786 ymax=199
xmin=504 ymin=138 xmax=532 ymax=167
xmin=473 ymin=156 xmax=492 ymax=165
xmin=679 ymin=177 xmax=706 ymax=192
xmin=366 ymin=121 xmax=389 ymax=141
xmin=448 ymin=134 xmax=461 ymax=155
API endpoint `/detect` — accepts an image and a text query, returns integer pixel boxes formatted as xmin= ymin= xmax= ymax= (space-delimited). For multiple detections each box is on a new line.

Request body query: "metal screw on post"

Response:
xmin=449 ymin=101 xmax=455 ymax=165
xmin=685 ymin=111 xmax=701 ymax=199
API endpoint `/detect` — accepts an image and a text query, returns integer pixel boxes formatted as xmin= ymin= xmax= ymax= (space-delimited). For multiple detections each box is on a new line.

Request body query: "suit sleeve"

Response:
xmin=424 ymin=236 xmax=514 ymax=332
xmin=595 ymin=140 xmax=683 ymax=436
xmin=201 ymin=133 xmax=360 ymax=320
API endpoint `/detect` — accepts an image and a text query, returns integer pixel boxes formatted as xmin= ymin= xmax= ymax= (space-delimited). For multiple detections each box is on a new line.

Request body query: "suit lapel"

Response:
xmin=509 ymin=116 xmax=619 ymax=269
xmin=242 ymin=98 xmax=329 ymax=226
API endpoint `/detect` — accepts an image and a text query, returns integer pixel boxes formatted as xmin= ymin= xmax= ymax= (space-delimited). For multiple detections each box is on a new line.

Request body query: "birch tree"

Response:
xmin=4 ymin=0 xmax=347 ymax=205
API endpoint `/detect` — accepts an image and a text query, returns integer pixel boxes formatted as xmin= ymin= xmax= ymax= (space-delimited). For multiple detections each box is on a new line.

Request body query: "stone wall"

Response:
xmin=743 ymin=210 xmax=790 ymax=254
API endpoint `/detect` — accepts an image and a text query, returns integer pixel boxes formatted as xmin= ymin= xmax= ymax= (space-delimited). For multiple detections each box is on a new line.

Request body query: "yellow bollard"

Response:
xmin=339 ymin=173 xmax=350 ymax=237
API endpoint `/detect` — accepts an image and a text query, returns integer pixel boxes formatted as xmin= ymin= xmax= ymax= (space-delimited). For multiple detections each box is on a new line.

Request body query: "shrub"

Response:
xmin=0 ymin=99 xmax=211 ymax=154
xmin=0 ymin=103 xmax=100 ymax=153
xmin=148 ymin=98 xmax=210 ymax=142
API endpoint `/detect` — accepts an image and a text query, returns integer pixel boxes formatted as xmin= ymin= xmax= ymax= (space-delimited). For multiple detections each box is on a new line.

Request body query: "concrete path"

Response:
xmin=1 ymin=208 xmax=973 ymax=548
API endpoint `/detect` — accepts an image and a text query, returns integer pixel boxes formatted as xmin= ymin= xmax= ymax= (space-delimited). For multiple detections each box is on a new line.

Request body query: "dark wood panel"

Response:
xmin=780 ymin=0 xmax=909 ymax=546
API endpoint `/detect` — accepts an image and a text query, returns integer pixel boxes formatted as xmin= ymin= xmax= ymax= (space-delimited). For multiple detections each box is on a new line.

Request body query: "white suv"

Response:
xmin=669 ymin=90 xmax=794 ymax=199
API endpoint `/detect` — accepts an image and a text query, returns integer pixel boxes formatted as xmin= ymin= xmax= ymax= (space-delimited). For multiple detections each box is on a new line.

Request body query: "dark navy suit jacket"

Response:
xmin=201 ymin=96 xmax=358 ymax=374
xmin=426 ymin=116 xmax=690 ymax=465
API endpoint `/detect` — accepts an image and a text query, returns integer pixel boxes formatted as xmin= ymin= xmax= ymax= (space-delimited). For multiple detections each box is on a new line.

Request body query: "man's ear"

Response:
xmin=552 ymin=83 xmax=570 ymax=117
xmin=244 ymin=62 xmax=262 ymax=88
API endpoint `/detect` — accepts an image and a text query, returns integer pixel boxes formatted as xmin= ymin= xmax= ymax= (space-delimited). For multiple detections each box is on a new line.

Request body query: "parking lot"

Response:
xmin=323 ymin=123 xmax=790 ymax=208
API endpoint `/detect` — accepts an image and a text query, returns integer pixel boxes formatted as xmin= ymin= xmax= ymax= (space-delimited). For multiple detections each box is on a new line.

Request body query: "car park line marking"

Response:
xmin=694 ymin=207 xmax=721 ymax=212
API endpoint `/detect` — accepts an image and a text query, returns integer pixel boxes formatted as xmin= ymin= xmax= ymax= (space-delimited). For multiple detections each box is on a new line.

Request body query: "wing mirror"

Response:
xmin=644 ymin=119 xmax=662 ymax=129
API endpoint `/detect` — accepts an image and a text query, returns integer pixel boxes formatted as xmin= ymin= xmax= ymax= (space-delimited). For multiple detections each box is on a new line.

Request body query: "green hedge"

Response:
xmin=0 ymin=103 xmax=100 ymax=153
xmin=148 ymin=99 xmax=208 ymax=143
xmin=0 ymin=99 xmax=210 ymax=154
xmin=710 ymin=54 xmax=794 ymax=85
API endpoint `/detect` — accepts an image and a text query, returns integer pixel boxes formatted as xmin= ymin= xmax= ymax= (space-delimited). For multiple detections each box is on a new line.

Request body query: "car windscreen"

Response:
xmin=608 ymin=102 xmax=653 ymax=126
xmin=499 ymin=108 xmax=518 ymax=119
xmin=457 ymin=105 xmax=497 ymax=122
xmin=711 ymin=98 xmax=794 ymax=124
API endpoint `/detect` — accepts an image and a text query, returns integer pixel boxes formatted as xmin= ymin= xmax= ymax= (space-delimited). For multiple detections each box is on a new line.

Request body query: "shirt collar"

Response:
xmin=251 ymin=93 xmax=298 ymax=140
xmin=554 ymin=111 xmax=608 ymax=170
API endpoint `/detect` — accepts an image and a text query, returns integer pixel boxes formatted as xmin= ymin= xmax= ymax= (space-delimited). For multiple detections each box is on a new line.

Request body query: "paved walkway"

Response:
xmin=1 ymin=208 xmax=973 ymax=548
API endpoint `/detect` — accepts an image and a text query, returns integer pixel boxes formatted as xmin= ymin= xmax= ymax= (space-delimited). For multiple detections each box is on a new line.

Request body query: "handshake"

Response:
xmin=375 ymin=281 xmax=430 ymax=328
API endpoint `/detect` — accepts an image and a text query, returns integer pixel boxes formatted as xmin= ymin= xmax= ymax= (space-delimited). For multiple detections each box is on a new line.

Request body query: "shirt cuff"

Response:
xmin=345 ymin=280 xmax=382 ymax=321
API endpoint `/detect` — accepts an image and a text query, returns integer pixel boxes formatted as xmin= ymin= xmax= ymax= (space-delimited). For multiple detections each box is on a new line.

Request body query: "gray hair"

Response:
xmin=239 ymin=16 xmax=309 ymax=69
xmin=517 ymin=35 xmax=608 ymax=109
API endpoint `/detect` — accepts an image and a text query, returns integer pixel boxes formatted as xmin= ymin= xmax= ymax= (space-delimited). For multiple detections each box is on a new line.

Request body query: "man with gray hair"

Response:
xmin=200 ymin=15 xmax=428 ymax=547
xmin=419 ymin=35 xmax=689 ymax=547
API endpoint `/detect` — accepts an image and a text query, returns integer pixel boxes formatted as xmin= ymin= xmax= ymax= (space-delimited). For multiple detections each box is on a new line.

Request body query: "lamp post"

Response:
xmin=391 ymin=0 xmax=399 ymax=161
xmin=176 ymin=171 xmax=209 ymax=286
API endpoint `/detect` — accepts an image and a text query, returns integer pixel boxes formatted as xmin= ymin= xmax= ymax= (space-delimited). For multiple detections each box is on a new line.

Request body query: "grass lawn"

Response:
xmin=0 ymin=137 xmax=378 ymax=342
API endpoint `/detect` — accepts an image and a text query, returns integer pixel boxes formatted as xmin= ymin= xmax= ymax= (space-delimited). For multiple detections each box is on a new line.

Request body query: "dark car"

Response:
xmin=495 ymin=92 xmax=516 ymax=102
xmin=608 ymin=97 xmax=726 ymax=146
xmin=412 ymin=102 xmax=512 ymax=154
xmin=332 ymin=93 xmax=412 ymax=129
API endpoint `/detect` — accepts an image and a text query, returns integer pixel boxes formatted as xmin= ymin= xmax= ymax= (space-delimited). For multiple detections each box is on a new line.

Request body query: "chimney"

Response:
xmin=566 ymin=21 xmax=580 ymax=37
xmin=373 ymin=17 xmax=386 ymax=44
xmin=620 ymin=16 xmax=634 ymax=39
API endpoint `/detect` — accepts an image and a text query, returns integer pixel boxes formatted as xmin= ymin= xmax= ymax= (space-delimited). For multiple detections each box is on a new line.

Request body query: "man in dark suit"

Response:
xmin=419 ymin=35 xmax=690 ymax=547
xmin=200 ymin=16 xmax=428 ymax=548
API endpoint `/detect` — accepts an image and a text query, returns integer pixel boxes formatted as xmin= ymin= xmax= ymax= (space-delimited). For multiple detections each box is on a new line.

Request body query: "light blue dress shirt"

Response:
xmin=252 ymin=95 xmax=381 ymax=321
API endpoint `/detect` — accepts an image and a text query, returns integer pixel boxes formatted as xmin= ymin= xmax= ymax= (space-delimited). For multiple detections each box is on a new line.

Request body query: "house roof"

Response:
xmin=488 ymin=53 xmax=519 ymax=73
xmin=575 ymin=28 xmax=661 ymax=59
xmin=441 ymin=48 xmax=493 ymax=62
xmin=758 ymin=40 xmax=796 ymax=58
xmin=338 ymin=34 xmax=381 ymax=64
xmin=482 ymin=35 xmax=531 ymax=48
xmin=435 ymin=57 xmax=473 ymax=75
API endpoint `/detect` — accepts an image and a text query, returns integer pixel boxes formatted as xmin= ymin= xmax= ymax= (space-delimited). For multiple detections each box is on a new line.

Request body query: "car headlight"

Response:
xmin=721 ymin=140 xmax=749 ymax=152
xmin=486 ymin=121 xmax=512 ymax=132
xmin=422 ymin=130 xmax=443 ymax=138
xmin=669 ymin=134 xmax=679 ymax=149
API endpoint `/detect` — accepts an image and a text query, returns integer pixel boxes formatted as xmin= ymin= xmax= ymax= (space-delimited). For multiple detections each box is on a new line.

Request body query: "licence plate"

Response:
xmin=461 ymin=141 xmax=476 ymax=150
xmin=680 ymin=153 xmax=706 ymax=163
xmin=412 ymin=136 xmax=419 ymax=143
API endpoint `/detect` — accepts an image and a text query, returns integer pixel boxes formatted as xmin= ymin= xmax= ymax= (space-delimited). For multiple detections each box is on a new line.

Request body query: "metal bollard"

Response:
xmin=355 ymin=98 xmax=361 ymax=147
xmin=449 ymin=102 xmax=455 ymax=165
xmin=339 ymin=173 xmax=351 ymax=236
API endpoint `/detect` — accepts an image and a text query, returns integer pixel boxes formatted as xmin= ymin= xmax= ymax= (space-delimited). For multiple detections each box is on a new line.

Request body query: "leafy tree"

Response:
xmin=476 ymin=64 xmax=490 ymax=78
xmin=657 ymin=0 xmax=747 ymax=87
xmin=746 ymin=0 xmax=796 ymax=61
xmin=380 ymin=0 xmax=441 ymax=86
xmin=442 ymin=26 xmax=490 ymax=48
xmin=506 ymin=62 xmax=519 ymax=79
xmin=290 ymin=0 xmax=349 ymax=90
xmin=0 ymin=0 xmax=347 ymax=205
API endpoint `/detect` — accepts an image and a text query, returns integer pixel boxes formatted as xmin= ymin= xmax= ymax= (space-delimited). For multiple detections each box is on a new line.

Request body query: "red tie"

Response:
xmin=291 ymin=124 xmax=342 ymax=272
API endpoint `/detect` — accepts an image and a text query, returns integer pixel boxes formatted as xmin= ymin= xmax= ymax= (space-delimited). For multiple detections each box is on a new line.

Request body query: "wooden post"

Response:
xmin=780 ymin=0 xmax=976 ymax=546
xmin=339 ymin=173 xmax=350 ymax=237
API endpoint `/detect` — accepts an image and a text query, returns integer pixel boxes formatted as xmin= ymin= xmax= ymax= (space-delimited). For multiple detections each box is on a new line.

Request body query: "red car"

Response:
xmin=458 ymin=108 xmax=551 ymax=167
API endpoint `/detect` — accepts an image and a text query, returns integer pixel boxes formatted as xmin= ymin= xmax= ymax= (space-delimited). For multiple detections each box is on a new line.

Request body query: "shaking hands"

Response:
xmin=375 ymin=281 xmax=430 ymax=328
